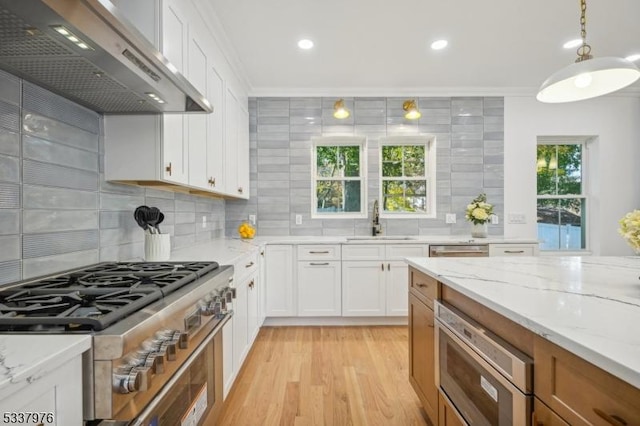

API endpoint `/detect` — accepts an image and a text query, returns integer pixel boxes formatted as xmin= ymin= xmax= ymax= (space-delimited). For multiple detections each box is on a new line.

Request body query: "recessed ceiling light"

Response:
xmin=298 ymin=39 xmax=314 ymax=50
xmin=563 ymin=38 xmax=583 ymax=49
xmin=431 ymin=39 xmax=448 ymax=50
xmin=625 ymin=53 xmax=640 ymax=62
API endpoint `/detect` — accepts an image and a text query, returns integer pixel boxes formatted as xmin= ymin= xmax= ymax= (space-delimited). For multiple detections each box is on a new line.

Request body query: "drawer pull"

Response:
xmin=593 ymin=408 xmax=628 ymax=426
xmin=245 ymin=261 xmax=255 ymax=268
xmin=310 ymin=262 xmax=329 ymax=266
xmin=309 ymin=250 xmax=329 ymax=254
xmin=248 ymin=280 xmax=255 ymax=289
xmin=165 ymin=162 xmax=172 ymax=176
xmin=416 ymin=283 xmax=428 ymax=288
xmin=504 ymin=250 xmax=525 ymax=254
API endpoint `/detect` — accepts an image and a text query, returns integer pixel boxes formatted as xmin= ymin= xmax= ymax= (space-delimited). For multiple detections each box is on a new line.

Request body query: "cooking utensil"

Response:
xmin=155 ymin=212 xmax=165 ymax=234
xmin=134 ymin=206 xmax=150 ymax=233
xmin=146 ymin=207 xmax=161 ymax=234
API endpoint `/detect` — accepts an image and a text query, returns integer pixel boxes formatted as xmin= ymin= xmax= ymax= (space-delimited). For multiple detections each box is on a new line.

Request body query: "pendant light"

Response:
xmin=333 ymin=99 xmax=350 ymax=119
xmin=537 ymin=0 xmax=640 ymax=103
xmin=403 ymin=100 xmax=421 ymax=119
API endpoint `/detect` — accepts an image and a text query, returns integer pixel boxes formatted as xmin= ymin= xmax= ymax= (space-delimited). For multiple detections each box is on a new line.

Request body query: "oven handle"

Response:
xmin=435 ymin=319 xmax=531 ymax=425
xmin=129 ymin=313 xmax=232 ymax=426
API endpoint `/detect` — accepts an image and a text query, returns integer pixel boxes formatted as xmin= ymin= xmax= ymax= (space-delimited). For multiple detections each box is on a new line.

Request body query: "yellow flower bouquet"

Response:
xmin=465 ymin=193 xmax=494 ymax=225
xmin=618 ymin=210 xmax=640 ymax=253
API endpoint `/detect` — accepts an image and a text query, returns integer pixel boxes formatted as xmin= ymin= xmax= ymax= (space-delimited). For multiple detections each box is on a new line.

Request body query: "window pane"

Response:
xmin=384 ymin=196 xmax=405 ymax=212
xmin=316 ymin=180 xmax=361 ymax=213
xmin=536 ymin=145 xmax=557 ymax=195
xmin=317 ymin=146 xmax=338 ymax=177
xmin=382 ymin=146 xmax=402 ymax=161
xmin=557 ymin=144 xmax=582 ymax=195
xmin=403 ymin=145 xmax=425 ymax=162
xmin=404 ymin=160 xmax=425 ymax=177
xmin=405 ymin=196 xmax=427 ymax=213
xmin=340 ymin=146 xmax=360 ymax=177
xmin=405 ymin=180 xmax=427 ymax=196
xmin=537 ymin=198 xmax=585 ymax=250
xmin=382 ymin=161 xmax=402 ymax=177
xmin=382 ymin=180 xmax=403 ymax=196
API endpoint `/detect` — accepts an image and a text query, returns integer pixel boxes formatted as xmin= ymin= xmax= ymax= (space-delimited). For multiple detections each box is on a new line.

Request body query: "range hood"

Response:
xmin=0 ymin=0 xmax=212 ymax=114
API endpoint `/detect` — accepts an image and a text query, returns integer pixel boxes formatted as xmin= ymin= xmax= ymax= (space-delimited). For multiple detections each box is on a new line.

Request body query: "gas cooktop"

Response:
xmin=0 ymin=261 xmax=219 ymax=332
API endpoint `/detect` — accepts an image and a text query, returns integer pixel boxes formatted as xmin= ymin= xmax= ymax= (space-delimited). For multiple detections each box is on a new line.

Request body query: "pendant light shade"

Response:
xmin=537 ymin=57 xmax=640 ymax=103
xmin=402 ymin=100 xmax=421 ymax=120
xmin=537 ymin=0 xmax=640 ymax=103
xmin=333 ymin=99 xmax=350 ymax=119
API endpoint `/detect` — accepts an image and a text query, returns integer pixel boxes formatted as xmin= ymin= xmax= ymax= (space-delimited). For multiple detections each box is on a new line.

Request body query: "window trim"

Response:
xmin=378 ymin=135 xmax=437 ymax=219
xmin=311 ymin=135 xmax=367 ymax=219
xmin=536 ymin=136 xmax=590 ymax=252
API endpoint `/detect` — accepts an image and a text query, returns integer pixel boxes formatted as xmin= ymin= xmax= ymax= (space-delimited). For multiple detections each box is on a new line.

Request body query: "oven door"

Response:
xmin=436 ymin=321 xmax=531 ymax=426
xmin=132 ymin=324 xmax=224 ymax=426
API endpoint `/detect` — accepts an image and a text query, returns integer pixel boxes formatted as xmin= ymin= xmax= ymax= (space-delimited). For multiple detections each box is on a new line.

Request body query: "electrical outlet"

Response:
xmin=202 ymin=215 xmax=207 ymax=228
xmin=295 ymin=214 xmax=302 ymax=225
xmin=507 ymin=213 xmax=526 ymax=224
xmin=490 ymin=214 xmax=499 ymax=225
xmin=445 ymin=213 xmax=456 ymax=224
xmin=249 ymin=214 xmax=256 ymax=225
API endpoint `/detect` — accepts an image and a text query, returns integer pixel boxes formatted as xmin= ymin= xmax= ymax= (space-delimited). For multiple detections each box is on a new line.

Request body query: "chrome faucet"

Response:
xmin=372 ymin=200 xmax=382 ymax=236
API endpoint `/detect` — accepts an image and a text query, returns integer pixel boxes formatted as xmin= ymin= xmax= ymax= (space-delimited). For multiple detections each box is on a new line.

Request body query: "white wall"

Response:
xmin=504 ymin=95 xmax=640 ymax=255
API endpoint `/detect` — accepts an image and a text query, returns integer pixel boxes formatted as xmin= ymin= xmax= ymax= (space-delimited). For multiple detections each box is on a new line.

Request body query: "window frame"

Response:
xmin=311 ymin=135 xmax=367 ymax=219
xmin=378 ymin=135 xmax=436 ymax=219
xmin=536 ymin=136 xmax=590 ymax=252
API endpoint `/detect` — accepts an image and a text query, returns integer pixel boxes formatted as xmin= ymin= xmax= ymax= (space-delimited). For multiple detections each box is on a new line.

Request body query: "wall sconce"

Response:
xmin=333 ymin=99 xmax=350 ymax=119
xmin=403 ymin=100 xmax=421 ymax=120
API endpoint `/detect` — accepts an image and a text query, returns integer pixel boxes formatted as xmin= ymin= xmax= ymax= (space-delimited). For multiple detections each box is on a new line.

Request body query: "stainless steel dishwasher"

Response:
xmin=429 ymin=244 xmax=489 ymax=257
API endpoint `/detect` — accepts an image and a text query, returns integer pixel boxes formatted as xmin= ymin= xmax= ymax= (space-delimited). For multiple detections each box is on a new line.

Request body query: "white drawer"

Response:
xmin=234 ymin=250 xmax=259 ymax=280
xmin=489 ymin=244 xmax=538 ymax=257
xmin=385 ymin=244 xmax=429 ymax=260
xmin=297 ymin=245 xmax=341 ymax=261
xmin=341 ymin=244 xmax=385 ymax=260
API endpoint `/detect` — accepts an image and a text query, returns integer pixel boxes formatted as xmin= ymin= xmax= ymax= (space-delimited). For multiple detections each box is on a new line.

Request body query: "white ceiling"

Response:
xmin=205 ymin=0 xmax=640 ymax=96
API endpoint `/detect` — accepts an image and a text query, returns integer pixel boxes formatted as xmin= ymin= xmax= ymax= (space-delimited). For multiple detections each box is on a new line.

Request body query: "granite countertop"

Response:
xmin=405 ymin=256 xmax=640 ymax=389
xmin=0 ymin=335 xmax=91 ymax=399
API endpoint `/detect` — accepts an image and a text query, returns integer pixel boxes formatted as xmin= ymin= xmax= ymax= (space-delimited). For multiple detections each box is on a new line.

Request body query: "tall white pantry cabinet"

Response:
xmin=104 ymin=0 xmax=249 ymax=199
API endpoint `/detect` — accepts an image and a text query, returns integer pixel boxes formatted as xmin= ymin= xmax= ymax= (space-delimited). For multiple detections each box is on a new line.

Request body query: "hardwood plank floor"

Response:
xmin=213 ymin=326 xmax=430 ymax=426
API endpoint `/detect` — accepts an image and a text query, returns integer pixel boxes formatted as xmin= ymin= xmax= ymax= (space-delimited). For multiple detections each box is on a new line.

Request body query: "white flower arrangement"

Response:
xmin=618 ymin=209 xmax=640 ymax=253
xmin=465 ymin=193 xmax=494 ymax=225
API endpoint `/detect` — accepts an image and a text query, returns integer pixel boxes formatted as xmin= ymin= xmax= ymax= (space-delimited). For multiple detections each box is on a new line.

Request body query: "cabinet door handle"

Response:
xmin=238 ymin=187 xmax=244 ymax=194
xmin=504 ymin=250 xmax=525 ymax=254
xmin=310 ymin=262 xmax=329 ymax=266
xmin=309 ymin=250 xmax=329 ymax=254
xmin=245 ymin=261 xmax=254 ymax=268
xmin=387 ymin=263 xmax=390 ymax=271
xmin=416 ymin=283 xmax=427 ymax=288
xmin=165 ymin=162 xmax=172 ymax=176
xmin=593 ymin=408 xmax=628 ymax=426
xmin=381 ymin=263 xmax=384 ymax=271
xmin=248 ymin=279 xmax=255 ymax=289
xmin=208 ymin=177 xmax=216 ymax=187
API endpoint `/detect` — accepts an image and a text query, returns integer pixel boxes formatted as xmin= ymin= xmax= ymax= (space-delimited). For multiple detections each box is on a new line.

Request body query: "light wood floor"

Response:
xmin=214 ymin=326 xmax=429 ymax=426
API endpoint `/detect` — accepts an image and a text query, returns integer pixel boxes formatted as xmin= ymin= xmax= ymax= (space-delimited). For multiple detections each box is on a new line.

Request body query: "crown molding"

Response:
xmin=248 ymin=85 xmax=640 ymax=99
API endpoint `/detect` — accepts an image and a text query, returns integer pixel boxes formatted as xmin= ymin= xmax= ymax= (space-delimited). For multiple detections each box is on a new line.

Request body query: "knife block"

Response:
xmin=144 ymin=234 xmax=171 ymax=261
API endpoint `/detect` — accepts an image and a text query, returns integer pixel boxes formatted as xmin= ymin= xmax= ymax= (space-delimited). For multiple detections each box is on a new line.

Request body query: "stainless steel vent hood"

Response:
xmin=0 ymin=0 xmax=212 ymax=114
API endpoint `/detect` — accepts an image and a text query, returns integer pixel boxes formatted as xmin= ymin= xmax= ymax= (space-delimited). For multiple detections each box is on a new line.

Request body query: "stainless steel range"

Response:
xmin=0 ymin=261 xmax=234 ymax=425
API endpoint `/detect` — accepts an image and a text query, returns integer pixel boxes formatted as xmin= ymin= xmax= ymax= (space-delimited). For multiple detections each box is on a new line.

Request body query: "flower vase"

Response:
xmin=471 ymin=222 xmax=488 ymax=238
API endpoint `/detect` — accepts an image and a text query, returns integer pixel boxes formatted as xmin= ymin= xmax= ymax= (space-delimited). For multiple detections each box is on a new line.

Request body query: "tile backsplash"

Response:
xmin=226 ymin=97 xmax=504 ymax=237
xmin=0 ymin=70 xmax=225 ymax=284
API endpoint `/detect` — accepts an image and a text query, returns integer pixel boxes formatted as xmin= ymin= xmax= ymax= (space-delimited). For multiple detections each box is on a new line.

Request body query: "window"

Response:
xmin=536 ymin=137 xmax=588 ymax=251
xmin=311 ymin=136 xmax=366 ymax=218
xmin=379 ymin=135 xmax=436 ymax=218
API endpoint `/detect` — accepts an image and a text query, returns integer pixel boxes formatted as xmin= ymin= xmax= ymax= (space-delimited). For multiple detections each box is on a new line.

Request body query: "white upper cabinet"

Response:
xmin=103 ymin=0 xmax=250 ymax=198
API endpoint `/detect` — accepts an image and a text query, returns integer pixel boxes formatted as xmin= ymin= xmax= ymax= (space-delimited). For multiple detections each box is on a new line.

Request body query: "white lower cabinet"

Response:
xmin=232 ymin=275 xmax=249 ymax=371
xmin=342 ymin=261 xmax=387 ymax=316
xmin=0 ymin=353 xmax=83 ymax=425
xmin=247 ymin=273 xmax=260 ymax=342
xmin=265 ymin=245 xmax=295 ymax=317
xmin=297 ymin=261 xmax=342 ymax=316
xmin=386 ymin=261 xmax=410 ymax=316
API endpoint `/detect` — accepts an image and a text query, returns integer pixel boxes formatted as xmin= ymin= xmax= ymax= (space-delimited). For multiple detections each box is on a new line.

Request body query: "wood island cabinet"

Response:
xmin=408 ymin=268 xmax=439 ymax=424
xmin=438 ymin=392 xmax=466 ymax=426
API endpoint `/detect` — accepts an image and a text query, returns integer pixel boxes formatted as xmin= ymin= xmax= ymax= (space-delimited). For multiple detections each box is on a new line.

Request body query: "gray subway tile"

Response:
xmin=100 ymin=211 xmax=140 ymax=230
xmin=24 ymin=160 xmax=98 ymax=191
xmin=22 ymin=250 xmax=99 ymax=279
xmin=0 ymin=260 xmax=20 ymax=285
xmin=0 ymin=155 xmax=19 ymax=183
xmin=0 ymin=101 xmax=19 ymax=132
xmin=0 ymin=210 xmax=19 ymax=235
xmin=23 ymin=230 xmax=99 ymax=258
xmin=24 ymin=185 xmax=96 ymax=210
xmin=0 ymin=183 xmax=20 ymax=208
xmin=0 ymin=235 xmax=20 ymax=262
xmin=100 ymin=242 xmax=144 ymax=262
xmin=23 ymin=112 xmax=99 ymax=152
xmin=100 ymin=193 xmax=145 ymax=211
xmin=24 ymin=210 xmax=99 ymax=233
xmin=0 ymin=71 xmax=20 ymax=107
xmin=23 ymin=135 xmax=99 ymax=171
xmin=100 ymin=228 xmax=144 ymax=246
xmin=0 ymin=128 xmax=19 ymax=157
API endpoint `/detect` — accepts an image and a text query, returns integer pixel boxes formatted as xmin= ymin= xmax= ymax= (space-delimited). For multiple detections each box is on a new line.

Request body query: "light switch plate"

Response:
xmin=445 ymin=213 xmax=456 ymax=224
xmin=202 ymin=215 xmax=207 ymax=228
xmin=490 ymin=214 xmax=499 ymax=225
xmin=249 ymin=215 xmax=256 ymax=225
xmin=295 ymin=214 xmax=302 ymax=225
xmin=507 ymin=213 xmax=526 ymax=224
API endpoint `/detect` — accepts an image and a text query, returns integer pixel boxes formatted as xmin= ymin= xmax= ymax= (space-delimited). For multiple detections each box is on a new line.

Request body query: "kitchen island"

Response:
xmin=406 ymin=255 xmax=640 ymax=425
